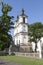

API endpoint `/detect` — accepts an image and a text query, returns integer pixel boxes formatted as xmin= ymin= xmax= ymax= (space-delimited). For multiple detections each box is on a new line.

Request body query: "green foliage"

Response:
xmin=0 ymin=2 xmax=14 ymax=50
xmin=28 ymin=22 xmax=43 ymax=52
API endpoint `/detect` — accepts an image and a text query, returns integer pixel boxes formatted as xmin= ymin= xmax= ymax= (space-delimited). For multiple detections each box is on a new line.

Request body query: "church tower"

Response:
xmin=14 ymin=9 xmax=28 ymax=46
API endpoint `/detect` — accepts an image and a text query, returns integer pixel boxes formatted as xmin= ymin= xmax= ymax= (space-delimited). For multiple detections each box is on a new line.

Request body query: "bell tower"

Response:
xmin=14 ymin=9 xmax=28 ymax=46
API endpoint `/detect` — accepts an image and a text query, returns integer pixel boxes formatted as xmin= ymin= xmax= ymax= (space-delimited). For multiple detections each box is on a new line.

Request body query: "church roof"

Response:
xmin=15 ymin=9 xmax=28 ymax=22
xmin=20 ymin=9 xmax=28 ymax=17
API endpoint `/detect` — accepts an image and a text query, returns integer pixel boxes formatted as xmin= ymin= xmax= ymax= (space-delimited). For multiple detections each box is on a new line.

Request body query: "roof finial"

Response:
xmin=22 ymin=8 xmax=25 ymax=15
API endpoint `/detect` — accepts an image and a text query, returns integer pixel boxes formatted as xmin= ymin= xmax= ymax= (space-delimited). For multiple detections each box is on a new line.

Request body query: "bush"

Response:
xmin=11 ymin=53 xmax=15 ymax=56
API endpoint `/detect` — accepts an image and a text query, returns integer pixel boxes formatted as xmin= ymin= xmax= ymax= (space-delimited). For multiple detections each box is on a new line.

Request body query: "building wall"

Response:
xmin=14 ymin=23 xmax=28 ymax=36
xmin=14 ymin=10 xmax=28 ymax=45
xmin=14 ymin=21 xmax=28 ymax=45
xmin=31 ymin=37 xmax=43 ymax=58
xmin=19 ymin=16 xmax=27 ymax=23
xmin=14 ymin=33 xmax=28 ymax=45
xmin=14 ymin=24 xmax=22 ymax=35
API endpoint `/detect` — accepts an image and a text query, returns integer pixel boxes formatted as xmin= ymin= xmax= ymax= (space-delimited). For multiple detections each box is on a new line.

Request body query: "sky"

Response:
xmin=0 ymin=0 xmax=43 ymax=38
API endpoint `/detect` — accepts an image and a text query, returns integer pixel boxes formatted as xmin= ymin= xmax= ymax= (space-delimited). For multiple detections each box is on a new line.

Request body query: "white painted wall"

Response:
xmin=14 ymin=11 xmax=28 ymax=45
xmin=14 ymin=25 xmax=28 ymax=34
xmin=25 ymin=18 xmax=27 ymax=23
xmin=31 ymin=42 xmax=35 ymax=52
xmin=14 ymin=33 xmax=28 ymax=45
xmin=31 ymin=37 xmax=43 ymax=58
xmin=14 ymin=24 xmax=22 ymax=35
xmin=22 ymin=24 xmax=28 ymax=32
xmin=19 ymin=16 xmax=23 ymax=23
xmin=37 ymin=37 xmax=43 ymax=58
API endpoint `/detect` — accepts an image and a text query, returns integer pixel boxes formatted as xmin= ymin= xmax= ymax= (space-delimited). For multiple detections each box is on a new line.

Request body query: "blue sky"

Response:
xmin=0 ymin=0 xmax=43 ymax=38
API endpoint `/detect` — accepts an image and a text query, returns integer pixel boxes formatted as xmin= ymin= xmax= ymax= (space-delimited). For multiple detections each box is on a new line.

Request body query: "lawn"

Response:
xmin=0 ymin=56 xmax=43 ymax=65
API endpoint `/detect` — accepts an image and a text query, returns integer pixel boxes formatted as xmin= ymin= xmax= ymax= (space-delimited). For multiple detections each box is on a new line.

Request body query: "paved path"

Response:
xmin=0 ymin=59 xmax=22 ymax=65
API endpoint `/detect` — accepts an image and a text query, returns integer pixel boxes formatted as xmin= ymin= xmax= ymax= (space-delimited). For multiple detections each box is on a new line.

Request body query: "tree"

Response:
xmin=0 ymin=2 xmax=14 ymax=50
xmin=28 ymin=22 xmax=43 ymax=52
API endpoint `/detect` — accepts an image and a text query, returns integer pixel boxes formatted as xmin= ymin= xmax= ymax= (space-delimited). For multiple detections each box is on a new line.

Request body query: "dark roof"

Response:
xmin=15 ymin=9 xmax=28 ymax=22
xmin=20 ymin=9 xmax=28 ymax=17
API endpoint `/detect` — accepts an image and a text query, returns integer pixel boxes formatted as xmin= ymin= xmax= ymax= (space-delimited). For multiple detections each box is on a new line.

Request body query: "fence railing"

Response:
xmin=14 ymin=52 xmax=39 ymax=58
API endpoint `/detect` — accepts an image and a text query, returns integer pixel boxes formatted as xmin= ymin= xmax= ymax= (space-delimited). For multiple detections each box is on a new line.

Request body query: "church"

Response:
xmin=14 ymin=9 xmax=28 ymax=45
xmin=13 ymin=9 xmax=43 ymax=58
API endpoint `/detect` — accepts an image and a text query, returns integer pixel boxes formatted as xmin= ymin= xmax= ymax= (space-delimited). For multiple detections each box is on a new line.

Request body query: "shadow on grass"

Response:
xmin=0 ymin=62 xmax=6 ymax=65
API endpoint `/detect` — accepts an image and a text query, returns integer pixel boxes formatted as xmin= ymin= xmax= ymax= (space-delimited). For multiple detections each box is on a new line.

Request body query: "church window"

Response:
xmin=23 ymin=17 xmax=25 ymax=23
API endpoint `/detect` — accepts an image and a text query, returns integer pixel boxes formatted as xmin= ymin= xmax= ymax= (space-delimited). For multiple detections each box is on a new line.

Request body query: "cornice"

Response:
xmin=14 ymin=22 xmax=28 ymax=29
xmin=14 ymin=32 xmax=28 ymax=37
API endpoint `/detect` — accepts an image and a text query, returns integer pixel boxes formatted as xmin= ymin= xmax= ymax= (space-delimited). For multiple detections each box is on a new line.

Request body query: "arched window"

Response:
xmin=23 ymin=17 xmax=25 ymax=23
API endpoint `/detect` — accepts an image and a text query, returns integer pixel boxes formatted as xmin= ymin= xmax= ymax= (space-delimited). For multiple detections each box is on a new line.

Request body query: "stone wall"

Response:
xmin=20 ymin=44 xmax=32 ymax=52
xmin=0 ymin=51 xmax=8 ymax=56
xmin=14 ymin=52 xmax=39 ymax=58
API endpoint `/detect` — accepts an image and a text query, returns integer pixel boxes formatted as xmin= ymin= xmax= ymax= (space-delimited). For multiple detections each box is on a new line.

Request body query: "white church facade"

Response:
xmin=14 ymin=9 xmax=43 ymax=58
xmin=14 ymin=9 xmax=28 ymax=45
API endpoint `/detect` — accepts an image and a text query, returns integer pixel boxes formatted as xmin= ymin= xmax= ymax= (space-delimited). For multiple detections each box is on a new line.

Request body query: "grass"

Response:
xmin=0 ymin=56 xmax=43 ymax=65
